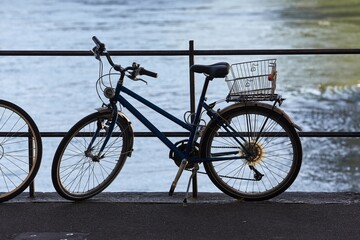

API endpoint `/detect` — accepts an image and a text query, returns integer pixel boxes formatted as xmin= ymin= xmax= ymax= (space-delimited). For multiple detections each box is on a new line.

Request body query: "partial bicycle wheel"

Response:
xmin=0 ymin=99 xmax=42 ymax=202
xmin=51 ymin=110 xmax=133 ymax=201
xmin=200 ymin=103 xmax=302 ymax=201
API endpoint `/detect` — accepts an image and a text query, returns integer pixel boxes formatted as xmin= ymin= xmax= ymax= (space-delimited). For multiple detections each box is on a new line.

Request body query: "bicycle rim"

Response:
xmin=201 ymin=105 xmax=302 ymax=201
xmin=0 ymin=100 xmax=42 ymax=202
xmin=52 ymin=111 xmax=132 ymax=200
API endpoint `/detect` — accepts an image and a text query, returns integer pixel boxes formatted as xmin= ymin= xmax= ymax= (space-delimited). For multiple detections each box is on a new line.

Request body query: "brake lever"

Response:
xmin=136 ymin=78 xmax=148 ymax=85
xmin=92 ymin=47 xmax=101 ymax=61
xmin=126 ymin=74 xmax=148 ymax=85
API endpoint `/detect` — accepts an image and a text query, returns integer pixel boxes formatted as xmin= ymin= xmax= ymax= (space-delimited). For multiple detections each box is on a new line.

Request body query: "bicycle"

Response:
xmin=51 ymin=36 xmax=302 ymax=202
xmin=0 ymin=99 xmax=42 ymax=202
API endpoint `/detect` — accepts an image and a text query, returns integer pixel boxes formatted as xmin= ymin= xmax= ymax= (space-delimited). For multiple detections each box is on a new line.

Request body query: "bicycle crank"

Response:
xmin=169 ymin=140 xmax=199 ymax=170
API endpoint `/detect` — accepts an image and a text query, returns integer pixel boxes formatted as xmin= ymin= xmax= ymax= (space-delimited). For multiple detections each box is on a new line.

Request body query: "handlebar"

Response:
xmin=91 ymin=36 xmax=158 ymax=79
xmin=139 ymin=67 xmax=158 ymax=78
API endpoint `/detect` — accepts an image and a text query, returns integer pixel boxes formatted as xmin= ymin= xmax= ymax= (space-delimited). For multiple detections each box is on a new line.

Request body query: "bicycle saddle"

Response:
xmin=190 ymin=62 xmax=230 ymax=78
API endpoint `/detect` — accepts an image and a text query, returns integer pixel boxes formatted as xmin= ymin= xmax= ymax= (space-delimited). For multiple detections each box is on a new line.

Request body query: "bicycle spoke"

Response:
xmin=52 ymin=112 xmax=132 ymax=200
xmin=203 ymin=105 xmax=301 ymax=200
xmin=0 ymin=100 xmax=42 ymax=202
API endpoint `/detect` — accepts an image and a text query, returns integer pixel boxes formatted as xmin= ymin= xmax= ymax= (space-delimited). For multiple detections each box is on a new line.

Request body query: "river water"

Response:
xmin=0 ymin=0 xmax=359 ymax=193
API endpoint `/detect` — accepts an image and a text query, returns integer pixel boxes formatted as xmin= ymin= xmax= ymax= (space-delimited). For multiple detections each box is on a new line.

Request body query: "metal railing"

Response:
xmin=1 ymin=41 xmax=360 ymax=197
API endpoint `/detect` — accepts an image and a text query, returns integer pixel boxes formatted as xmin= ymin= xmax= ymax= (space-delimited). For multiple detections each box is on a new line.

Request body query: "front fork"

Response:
xmin=85 ymin=102 xmax=119 ymax=161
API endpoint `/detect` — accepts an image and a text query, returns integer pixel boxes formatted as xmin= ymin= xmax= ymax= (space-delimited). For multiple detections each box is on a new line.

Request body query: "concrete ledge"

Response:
xmin=2 ymin=192 xmax=360 ymax=240
xmin=5 ymin=191 xmax=360 ymax=204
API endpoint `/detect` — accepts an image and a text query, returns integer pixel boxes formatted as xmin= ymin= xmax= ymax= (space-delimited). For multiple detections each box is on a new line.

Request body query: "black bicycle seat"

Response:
xmin=190 ymin=62 xmax=230 ymax=78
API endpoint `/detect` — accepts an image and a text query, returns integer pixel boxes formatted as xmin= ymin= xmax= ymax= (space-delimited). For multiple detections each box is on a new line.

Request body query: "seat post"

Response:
xmin=185 ymin=75 xmax=212 ymax=155
xmin=193 ymin=76 xmax=212 ymax=125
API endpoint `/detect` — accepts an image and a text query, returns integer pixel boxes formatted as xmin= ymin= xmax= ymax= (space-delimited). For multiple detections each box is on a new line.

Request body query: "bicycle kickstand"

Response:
xmin=183 ymin=163 xmax=199 ymax=205
xmin=169 ymin=159 xmax=188 ymax=196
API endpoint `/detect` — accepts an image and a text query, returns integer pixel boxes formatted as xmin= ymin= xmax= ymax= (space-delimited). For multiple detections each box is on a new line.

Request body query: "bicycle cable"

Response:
xmin=95 ymin=60 xmax=120 ymax=105
xmin=183 ymin=110 xmax=207 ymax=127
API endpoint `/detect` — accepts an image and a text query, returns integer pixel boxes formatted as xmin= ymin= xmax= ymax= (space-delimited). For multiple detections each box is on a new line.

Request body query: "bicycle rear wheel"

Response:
xmin=0 ymin=99 xmax=42 ymax=202
xmin=51 ymin=111 xmax=133 ymax=201
xmin=200 ymin=104 xmax=302 ymax=201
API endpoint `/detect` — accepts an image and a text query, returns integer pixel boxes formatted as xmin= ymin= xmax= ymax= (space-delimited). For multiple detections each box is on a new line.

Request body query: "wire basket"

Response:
xmin=226 ymin=59 xmax=277 ymax=101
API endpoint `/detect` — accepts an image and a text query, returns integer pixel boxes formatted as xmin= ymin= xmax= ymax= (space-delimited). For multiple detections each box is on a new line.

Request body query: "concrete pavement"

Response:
xmin=1 ymin=192 xmax=360 ymax=240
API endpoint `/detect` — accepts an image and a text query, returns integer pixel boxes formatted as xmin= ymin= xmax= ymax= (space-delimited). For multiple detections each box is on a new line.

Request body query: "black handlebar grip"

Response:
xmin=92 ymin=36 xmax=102 ymax=45
xmin=139 ymin=68 xmax=158 ymax=78
xmin=92 ymin=36 xmax=105 ymax=51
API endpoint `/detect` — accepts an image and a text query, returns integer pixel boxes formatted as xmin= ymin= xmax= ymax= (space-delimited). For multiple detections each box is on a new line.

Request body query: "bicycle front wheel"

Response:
xmin=0 ymin=99 xmax=42 ymax=202
xmin=200 ymin=104 xmax=302 ymax=201
xmin=52 ymin=111 xmax=133 ymax=201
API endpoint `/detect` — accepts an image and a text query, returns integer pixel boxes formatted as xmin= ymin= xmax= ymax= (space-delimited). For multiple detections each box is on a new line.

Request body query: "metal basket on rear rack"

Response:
xmin=226 ymin=59 xmax=278 ymax=102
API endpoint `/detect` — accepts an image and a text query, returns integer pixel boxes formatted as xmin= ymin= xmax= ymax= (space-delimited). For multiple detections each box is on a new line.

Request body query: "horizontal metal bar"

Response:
xmin=1 ymin=131 xmax=358 ymax=138
xmin=1 ymin=49 xmax=360 ymax=56
xmin=0 ymin=50 xmax=189 ymax=56
xmin=37 ymin=132 xmax=191 ymax=137
xmin=298 ymin=132 xmax=360 ymax=138
xmin=193 ymin=49 xmax=360 ymax=55
xmin=40 ymin=131 xmax=360 ymax=138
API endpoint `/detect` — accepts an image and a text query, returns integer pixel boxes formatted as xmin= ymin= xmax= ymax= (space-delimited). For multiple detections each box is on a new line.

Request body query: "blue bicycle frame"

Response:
xmin=117 ymin=72 xmax=211 ymax=163
xmin=93 ymin=72 xmax=248 ymax=165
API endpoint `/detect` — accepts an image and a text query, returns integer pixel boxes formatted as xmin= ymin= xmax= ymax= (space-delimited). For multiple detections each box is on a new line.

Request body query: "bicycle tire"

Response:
xmin=51 ymin=111 xmax=133 ymax=201
xmin=200 ymin=104 xmax=302 ymax=201
xmin=0 ymin=99 xmax=42 ymax=203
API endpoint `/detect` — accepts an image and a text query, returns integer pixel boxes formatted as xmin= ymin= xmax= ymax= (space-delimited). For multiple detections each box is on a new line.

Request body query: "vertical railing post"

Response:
xmin=28 ymin=128 xmax=35 ymax=197
xmin=189 ymin=40 xmax=198 ymax=198
xmin=189 ymin=40 xmax=195 ymax=119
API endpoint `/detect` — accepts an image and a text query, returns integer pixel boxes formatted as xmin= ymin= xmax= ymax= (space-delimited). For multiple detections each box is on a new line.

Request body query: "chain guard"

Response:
xmin=169 ymin=140 xmax=199 ymax=170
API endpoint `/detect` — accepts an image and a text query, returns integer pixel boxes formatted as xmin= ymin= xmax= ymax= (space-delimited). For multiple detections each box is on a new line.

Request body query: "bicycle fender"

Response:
xmin=117 ymin=111 xmax=134 ymax=156
xmin=217 ymin=102 xmax=302 ymax=132
xmin=97 ymin=108 xmax=134 ymax=156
